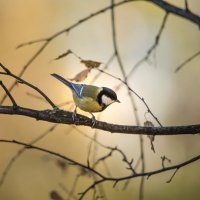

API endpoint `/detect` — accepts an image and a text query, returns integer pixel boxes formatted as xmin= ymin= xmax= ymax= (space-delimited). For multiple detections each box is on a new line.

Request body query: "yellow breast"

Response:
xmin=72 ymin=93 xmax=103 ymax=113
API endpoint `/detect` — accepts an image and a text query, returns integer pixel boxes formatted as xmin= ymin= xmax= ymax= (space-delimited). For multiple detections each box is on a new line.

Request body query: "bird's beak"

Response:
xmin=116 ymin=99 xmax=120 ymax=103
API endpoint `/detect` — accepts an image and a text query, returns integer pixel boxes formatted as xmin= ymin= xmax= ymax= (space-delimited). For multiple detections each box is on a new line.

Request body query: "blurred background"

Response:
xmin=1 ymin=0 xmax=200 ymax=199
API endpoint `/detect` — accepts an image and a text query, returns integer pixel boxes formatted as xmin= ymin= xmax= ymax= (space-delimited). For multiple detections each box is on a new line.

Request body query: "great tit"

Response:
xmin=51 ymin=73 xmax=120 ymax=125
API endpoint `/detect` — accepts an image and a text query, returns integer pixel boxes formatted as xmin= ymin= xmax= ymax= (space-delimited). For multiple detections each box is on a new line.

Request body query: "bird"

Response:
xmin=51 ymin=73 xmax=120 ymax=125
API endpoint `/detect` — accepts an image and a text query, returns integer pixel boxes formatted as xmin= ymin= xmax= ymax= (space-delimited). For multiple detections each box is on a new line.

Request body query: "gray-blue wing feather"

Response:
xmin=51 ymin=73 xmax=84 ymax=98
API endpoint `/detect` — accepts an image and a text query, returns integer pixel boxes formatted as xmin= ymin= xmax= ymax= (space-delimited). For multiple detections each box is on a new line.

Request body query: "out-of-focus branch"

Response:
xmin=78 ymin=152 xmax=200 ymax=199
xmin=96 ymin=68 xmax=162 ymax=126
xmin=111 ymin=0 xmax=146 ymax=198
xmin=0 ymin=124 xmax=58 ymax=187
xmin=175 ymin=50 xmax=200 ymax=72
xmin=128 ymin=12 xmax=169 ymax=75
xmin=0 ymin=0 xmax=132 ymax=105
xmin=0 ymin=139 xmax=105 ymax=179
xmin=55 ymin=48 xmax=162 ymax=126
xmin=1 ymin=139 xmax=200 ymax=200
xmin=1 ymin=0 xmax=199 ymax=106
xmin=0 ymin=42 xmax=50 ymax=104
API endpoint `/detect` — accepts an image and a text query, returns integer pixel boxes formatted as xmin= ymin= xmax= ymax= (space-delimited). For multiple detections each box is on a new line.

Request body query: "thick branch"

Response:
xmin=1 ymin=106 xmax=200 ymax=135
xmin=150 ymin=0 xmax=200 ymax=26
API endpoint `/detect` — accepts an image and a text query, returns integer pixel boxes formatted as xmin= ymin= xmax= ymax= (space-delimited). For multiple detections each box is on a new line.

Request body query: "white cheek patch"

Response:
xmin=102 ymin=95 xmax=114 ymax=106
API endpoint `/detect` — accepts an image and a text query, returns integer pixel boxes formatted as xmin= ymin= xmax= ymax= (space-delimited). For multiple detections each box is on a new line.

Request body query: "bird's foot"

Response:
xmin=91 ymin=113 xmax=96 ymax=127
xmin=72 ymin=106 xmax=77 ymax=123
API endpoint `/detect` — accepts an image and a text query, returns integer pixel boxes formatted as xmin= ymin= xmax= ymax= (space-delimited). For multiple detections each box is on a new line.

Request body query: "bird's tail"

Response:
xmin=51 ymin=73 xmax=74 ymax=90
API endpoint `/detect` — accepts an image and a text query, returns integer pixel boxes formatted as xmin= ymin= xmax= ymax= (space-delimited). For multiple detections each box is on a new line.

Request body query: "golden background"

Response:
xmin=1 ymin=0 xmax=200 ymax=199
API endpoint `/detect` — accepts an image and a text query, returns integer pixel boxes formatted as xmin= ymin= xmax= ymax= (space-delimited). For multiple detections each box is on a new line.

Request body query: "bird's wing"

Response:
xmin=71 ymin=83 xmax=85 ymax=98
xmin=51 ymin=73 xmax=84 ymax=98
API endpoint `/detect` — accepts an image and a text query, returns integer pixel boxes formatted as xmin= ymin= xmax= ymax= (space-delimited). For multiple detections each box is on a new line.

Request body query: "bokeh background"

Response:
xmin=1 ymin=0 xmax=200 ymax=199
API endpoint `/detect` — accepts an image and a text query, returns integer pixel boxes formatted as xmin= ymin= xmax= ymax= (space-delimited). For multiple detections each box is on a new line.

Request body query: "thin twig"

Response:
xmin=0 ymin=0 xmax=134 ymax=104
xmin=184 ymin=0 xmax=189 ymax=11
xmin=175 ymin=50 xmax=200 ymax=72
xmin=75 ymin=127 xmax=136 ymax=176
xmin=166 ymin=168 xmax=179 ymax=183
xmin=0 ymin=124 xmax=58 ymax=187
xmin=126 ymin=12 xmax=169 ymax=80
xmin=26 ymin=92 xmax=72 ymax=108
xmin=1 ymin=139 xmax=200 ymax=200
xmin=161 ymin=156 xmax=171 ymax=168
xmin=0 ymin=63 xmax=56 ymax=108
xmin=0 ymin=81 xmax=18 ymax=107
xmin=96 ymin=68 xmax=162 ymax=127
xmin=0 ymin=42 xmax=50 ymax=104
xmin=75 ymin=127 xmax=136 ymax=178
xmin=79 ymin=153 xmax=200 ymax=199
xmin=110 ymin=2 xmax=146 ymax=198
xmin=0 ymin=139 xmax=105 ymax=179
xmin=59 ymin=183 xmax=79 ymax=200
xmin=56 ymin=48 xmax=161 ymax=127
xmin=139 ymin=135 xmax=145 ymax=200
xmin=66 ymin=175 xmax=81 ymax=200
xmin=90 ymin=53 xmax=115 ymax=85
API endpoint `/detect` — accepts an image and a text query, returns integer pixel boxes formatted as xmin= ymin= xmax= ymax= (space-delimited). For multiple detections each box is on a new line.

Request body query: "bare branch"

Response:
xmin=0 ymin=124 xmax=58 ymax=187
xmin=0 ymin=42 xmax=50 ymax=104
xmin=161 ymin=156 xmax=171 ymax=168
xmin=166 ymin=168 xmax=179 ymax=183
xmin=0 ymin=81 xmax=18 ymax=107
xmin=0 ymin=63 xmax=56 ymax=108
xmin=1 ymin=139 xmax=200 ymax=200
xmin=0 ymin=0 xmax=133 ymax=104
xmin=184 ymin=0 xmax=189 ymax=11
xmin=80 ymin=152 xmax=200 ymax=199
xmin=126 ymin=12 xmax=168 ymax=79
xmin=150 ymin=0 xmax=200 ymax=26
xmin=1 ymin=1 xmax=200 ymax=199
xmin=96 ymin=68 xmax=162 ymax=126
xmin=175 ymin=50 xmax=200 ymax=72
xmin=53 ymin=48 xmax=162 ymax=127
xmin=1 ymin=106 xmax=200 ymax=135
xmin=0 ymin=139 xmax=105 ymax=179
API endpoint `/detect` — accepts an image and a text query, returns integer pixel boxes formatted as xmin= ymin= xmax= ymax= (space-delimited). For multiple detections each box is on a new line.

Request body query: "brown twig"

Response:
xmin=126 ymin=12 xmax=169 ymax=82
xmin=175 ymin=50 xmax=200 ymax=72
xmin=0 ymin=124 xmax=58 ymax=187
xmin=1 ymin=139 xmax=200 ymax=200
xmin=184 ymin=0 xmax=189 ymax=11
xmin=161 ymin=156 xmax=171 ymax=168
xmin=0 ymin=63 xmax=56 ymax=108
xmin=96 ymin=68 xmax=162 ymax=127
xmin=79 ymin=153 xmax=200 ymax=199
xmin=166 ymin=168 xmax=179 ymax=183
xmin=0 ymin=0 xmax=134 ymax=105
xmin=110 ymin=1 xmax=146 ymax=197
xmin=0 ymin=81 xmax=18 ymax=107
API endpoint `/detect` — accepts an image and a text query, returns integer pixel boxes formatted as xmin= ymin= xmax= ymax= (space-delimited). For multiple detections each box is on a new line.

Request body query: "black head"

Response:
xmin=97 ymin=87 xmax=120 ymax=110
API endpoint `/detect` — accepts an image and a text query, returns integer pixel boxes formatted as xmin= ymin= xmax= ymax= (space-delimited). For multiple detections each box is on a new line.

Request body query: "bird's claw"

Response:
xmin=72 ymin=111 xmax=77 ymax=122
xmin=91 ymin=114 xmax=96 ymax=127
xmin=72 ymin=106 xmax=77 ymax=123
